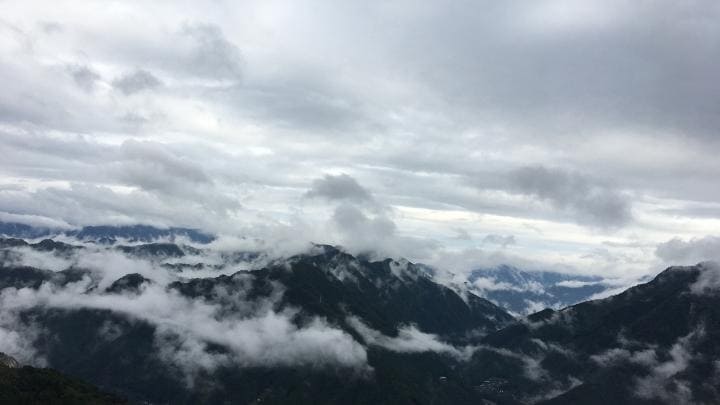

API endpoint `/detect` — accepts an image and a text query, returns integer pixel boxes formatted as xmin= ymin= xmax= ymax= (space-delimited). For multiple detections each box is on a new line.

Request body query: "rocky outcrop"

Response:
xmin=0 ymin=352 xmax=19 ymax=368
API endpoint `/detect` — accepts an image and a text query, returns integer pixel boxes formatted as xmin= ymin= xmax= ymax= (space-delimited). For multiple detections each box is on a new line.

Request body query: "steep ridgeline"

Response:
xmin=0 ymin=239 xmax=513 ymax=404
xmin=173 ymin=245 xmax=513 ymax=341
xmin=463 ymin=263 xmax=720 ymax=404
xmin=467 ymin=265 xmax=609 ymax=315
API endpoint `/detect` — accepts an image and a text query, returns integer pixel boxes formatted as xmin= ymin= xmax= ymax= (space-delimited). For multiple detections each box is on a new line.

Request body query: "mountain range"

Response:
xmin=466 ymin=265 xmax=613 ymax=315
xmin=0 ymin=225 xmax=717 ymax=404
xmin=0 ymin=222 xmax=214 ymax=244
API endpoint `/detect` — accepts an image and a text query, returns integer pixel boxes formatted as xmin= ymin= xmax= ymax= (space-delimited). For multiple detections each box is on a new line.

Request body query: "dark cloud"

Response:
xmin=316 ymin=175 xmax=397 ymax=253
xmin=119 ymin=112 xmax=151 ymax=128
xmin=221 ymin=83 xmax=368 ymax=133
xmin=372 ymin=0 xmax=720 ymax=141
xmin=658 ymin=204 xmax=720 ymax=220
xmin=329 ymin=203 xmax=438 ymax=260
xmin=181 ymin=23 xmax=242 ymax=80
xmin=113 ymin=69 xmax=162 ymax=95
xmin=0 ymin=182 xmax=239 ymax=232
xmin=39 ymin=21 xmax=63 ymax=34
xmin=119 ymin=140 xmax=209 ymax=185
xmin=306 ymin=174 xmax=373 ymax=203
xmin=332 ymin=204 xmax=395 ymax=239
xmin=67 ymin=65 xmax=100 ymax=92
xmin=655 ymin=236 xmax=720 ymax=264
xmin=482 ymin=234 xmax=516 ymax=248
xmin=508 ymin=166 xmax=633 ymax=228
xmin=453 ymin=228 xmax=472 ymax=241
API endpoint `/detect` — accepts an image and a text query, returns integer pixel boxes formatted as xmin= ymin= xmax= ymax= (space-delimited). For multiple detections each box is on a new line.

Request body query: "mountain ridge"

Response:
xmin=0 ymin=222 xmax=214 ymax=244
xmin=0 ymin=237 xmax=514 ymax=404
xmin=0 ymin=234 xmax=717 ymax=404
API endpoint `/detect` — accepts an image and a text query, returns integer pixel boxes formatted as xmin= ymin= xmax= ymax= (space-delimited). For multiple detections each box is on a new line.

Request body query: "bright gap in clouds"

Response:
xmin=1 ymin=0 xmax=720 ymax=280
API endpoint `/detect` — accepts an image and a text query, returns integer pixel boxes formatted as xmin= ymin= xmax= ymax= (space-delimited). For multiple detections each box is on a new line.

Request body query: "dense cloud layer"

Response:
xmin=1 ymin=0 xmax=719 ymax=279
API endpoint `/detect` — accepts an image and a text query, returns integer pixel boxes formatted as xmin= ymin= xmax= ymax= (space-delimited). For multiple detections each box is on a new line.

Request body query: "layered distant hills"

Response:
xmin=0 ymin=223 xmax=717 ymax=404
xmin=466 ymin=265 xmax=613 ymax=315
xmin=0 ymin=222 xmax=214 ymax=243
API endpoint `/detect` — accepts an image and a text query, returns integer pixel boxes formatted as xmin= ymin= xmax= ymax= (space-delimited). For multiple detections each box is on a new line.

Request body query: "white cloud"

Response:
xmin=689 ymin=262 xmax=720 ymax=295
xmin=472 ymin=277 xmax=544 ymax=294
xmin=633 ymin=330 xmax=699 ymax=403
xmin=555 ymin=280 xmax=600 ymax=288
xmin=0 ymin=278 xmax=369 ymax=375
xmin=0 ymin=317 xmax=46 ymax=366
xmin=347 ymin=316 xmax=474 ymax=360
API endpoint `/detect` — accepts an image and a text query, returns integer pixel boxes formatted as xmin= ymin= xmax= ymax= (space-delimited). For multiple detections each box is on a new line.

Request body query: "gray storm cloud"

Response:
xmin=306 ymin=174 xmax=374 ymax=203
xmin=67 ymin=64 xmax=101 ymax=92
xmin=509 ymin=166 xmax=633 ymax=228
xmin=482 ymin=234 xmax=516 ymax=248
xmin=303 ymin=174 xmax=438 ymax=260
xmin=655 ymin=236 xmax=720 ymax=265
xmin=180 ymin=23 xmax=243 ymax=80
xmin=113 ymin=69 xmax=162 ymax=95
xmin=119 ymin=140 xmax=211 ymax=187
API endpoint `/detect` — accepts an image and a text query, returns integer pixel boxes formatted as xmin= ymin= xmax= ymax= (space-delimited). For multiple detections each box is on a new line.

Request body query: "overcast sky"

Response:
xmin=1 ymin=0 xmax=719 ymax=278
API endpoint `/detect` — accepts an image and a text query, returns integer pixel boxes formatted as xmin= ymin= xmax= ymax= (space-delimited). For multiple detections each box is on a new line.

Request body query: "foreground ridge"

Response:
xmin=0 ymin=236 xmax=718 ymax=404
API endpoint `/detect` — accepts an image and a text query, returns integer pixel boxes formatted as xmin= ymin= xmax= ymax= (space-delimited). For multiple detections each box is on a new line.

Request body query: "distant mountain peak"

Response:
xmin=106 ymin=273 xmax=152 ymax=294
xmin=466 ymin=265 xmax=611 ymax=315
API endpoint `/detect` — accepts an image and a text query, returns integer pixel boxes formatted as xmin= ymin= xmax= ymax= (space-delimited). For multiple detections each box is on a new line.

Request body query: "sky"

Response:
xmin=1 ymin=0 xmax=719 ymax=279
